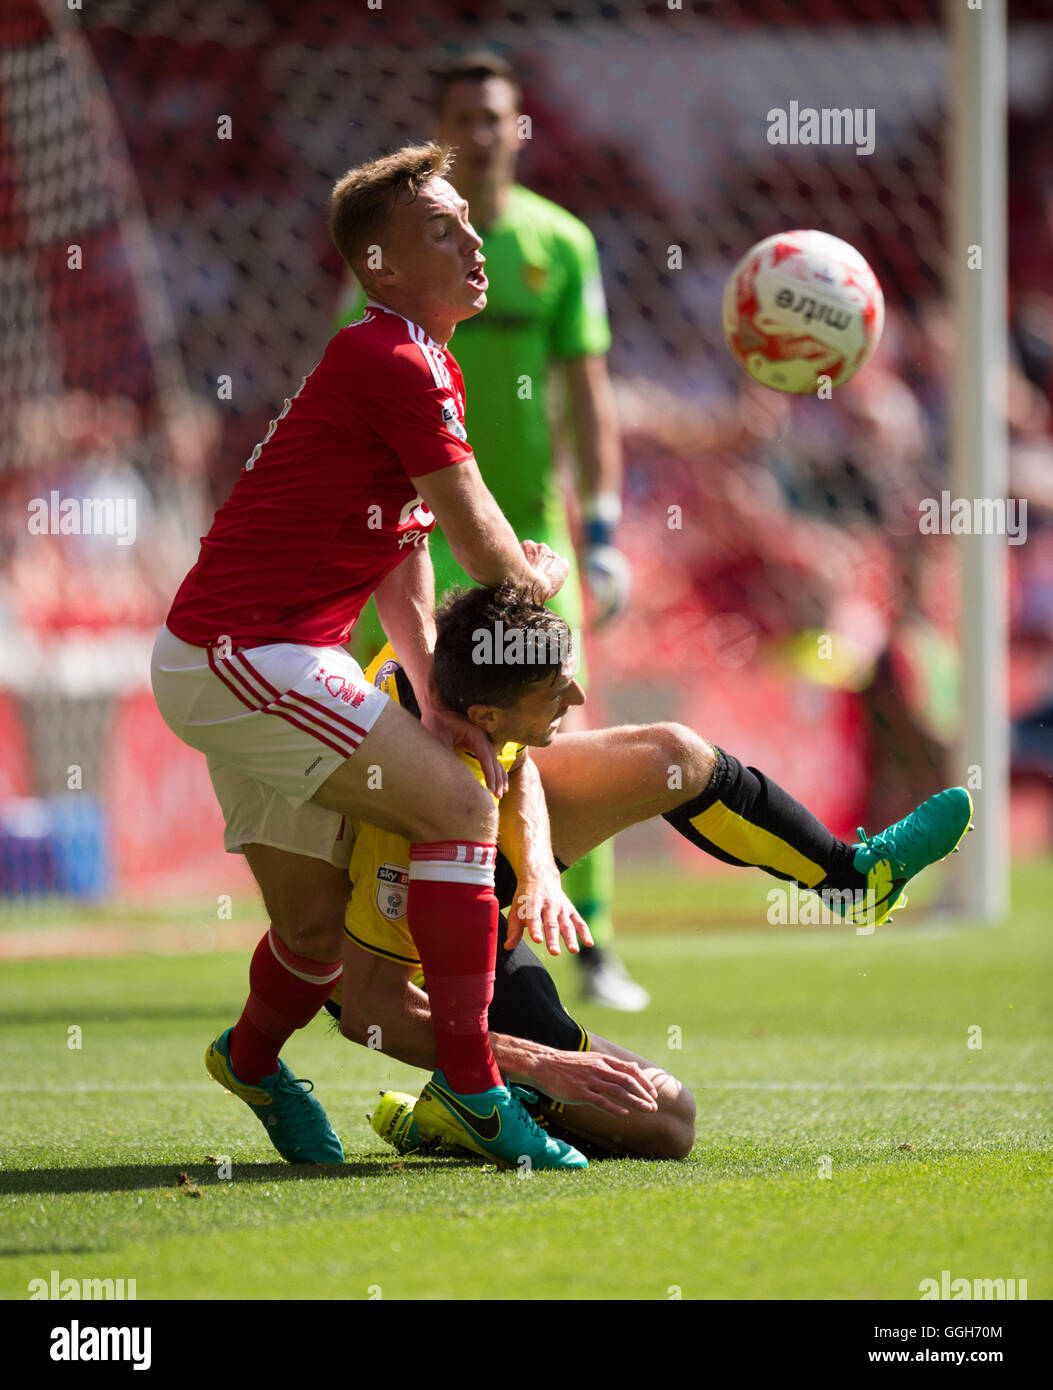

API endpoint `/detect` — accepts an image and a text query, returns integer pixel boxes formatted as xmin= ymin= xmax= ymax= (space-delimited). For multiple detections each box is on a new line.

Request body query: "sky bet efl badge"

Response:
xmin=376 ymin=862 xmax=409 ymax=921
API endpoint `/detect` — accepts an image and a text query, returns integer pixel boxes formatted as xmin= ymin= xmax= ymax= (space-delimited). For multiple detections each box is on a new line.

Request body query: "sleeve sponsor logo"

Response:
xmin=374 ymin=657 xmax=401 ymax=691
xmin=396 ymin=493 xmax=437 ymax=548
xmin=441 ymin=398 xmax=468 ymax=442
xmin=397 ymin=494 xmax=436 ymax=529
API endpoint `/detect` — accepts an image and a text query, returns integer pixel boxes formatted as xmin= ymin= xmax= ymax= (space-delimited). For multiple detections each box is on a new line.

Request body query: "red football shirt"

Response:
xmin=166 ymin=305 xmax=473 ymax=649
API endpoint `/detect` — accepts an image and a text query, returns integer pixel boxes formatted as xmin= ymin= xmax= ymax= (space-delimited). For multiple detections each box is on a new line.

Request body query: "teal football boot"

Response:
xmin=205 ymin=1027 xmax=344 ymax=1164
xmin=837 ymin=787 xmax=974 ymax=928
xmin=413 ymin=1070 xmax=588 ymax=1170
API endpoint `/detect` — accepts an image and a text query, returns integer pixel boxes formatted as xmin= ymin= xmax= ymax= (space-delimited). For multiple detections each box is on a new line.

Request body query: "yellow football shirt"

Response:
xmin=342 ymin=644 xmax=521 ymax=966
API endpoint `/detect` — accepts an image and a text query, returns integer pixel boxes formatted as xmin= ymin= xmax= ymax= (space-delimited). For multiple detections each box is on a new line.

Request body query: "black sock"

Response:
xmin=662 ymin=749 xmax=865 ymax=893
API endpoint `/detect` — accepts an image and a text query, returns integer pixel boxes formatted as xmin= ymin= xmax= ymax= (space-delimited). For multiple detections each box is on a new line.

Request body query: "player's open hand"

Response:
xmin=529 ymin=1048 xmax=659 ymax=1116
xmin=507 ymin=866 xmax=592 ymax=957
xmin=420 ymin=677 xmax=508 ymax=798
xmin=521 ymin=539 xmax=569 ymax=602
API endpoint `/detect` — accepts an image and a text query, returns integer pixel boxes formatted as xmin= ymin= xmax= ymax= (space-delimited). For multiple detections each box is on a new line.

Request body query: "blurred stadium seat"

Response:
xmin=1 ymin=0 xmax=1050 ymax=910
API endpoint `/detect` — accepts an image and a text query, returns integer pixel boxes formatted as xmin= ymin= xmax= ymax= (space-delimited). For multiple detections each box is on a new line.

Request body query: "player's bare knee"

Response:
xmin=646 ymin=1070 xmax=695 ymax=1155
xmin=649 ymin=1083 xmax=696 ymax=1159
xmin=414 ymin=775 xmax=496 ymax=844
xmin=651 ymin=722 xmax=715 ymax=797
xmin=271 ymin=912 xmax=344 ymax=961
xmin=667 ymin=1084 xmax=697 ymax=1158
xmin=451 ymin=777 xmax=498 ymax=842
xmin=337 ymin=998 xmax=367 ymax=1045
xmin=340 ymin=987 xmax=404 ymax=1050
xmin=266 ymin=878 xmax=348 ymax=959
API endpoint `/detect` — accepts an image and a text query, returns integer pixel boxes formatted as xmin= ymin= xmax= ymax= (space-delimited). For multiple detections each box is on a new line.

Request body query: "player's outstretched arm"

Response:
xmin=337 ymin=941 xmax=656 ymax=1115
xmin=411 ymin=458 xmax=568 ymax=600
xmin=514 ymin=1045 xmax=660 ymax=1116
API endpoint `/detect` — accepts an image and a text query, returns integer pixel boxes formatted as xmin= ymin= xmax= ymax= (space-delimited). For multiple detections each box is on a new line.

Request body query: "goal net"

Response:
xmin=1 ymin=0 xmax=1048 ymax=916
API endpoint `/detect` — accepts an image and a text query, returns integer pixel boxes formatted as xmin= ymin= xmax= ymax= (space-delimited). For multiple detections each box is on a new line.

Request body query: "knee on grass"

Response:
xmin=647 ymin=1083 xmax=697 ymax=1159
xmin=588 ymin=1077 xmax=696 ymax=1160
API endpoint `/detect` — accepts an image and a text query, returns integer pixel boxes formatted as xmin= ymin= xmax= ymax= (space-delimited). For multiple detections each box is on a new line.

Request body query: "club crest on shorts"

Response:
xmin=376 ymin=862 xmax=409 ymax=921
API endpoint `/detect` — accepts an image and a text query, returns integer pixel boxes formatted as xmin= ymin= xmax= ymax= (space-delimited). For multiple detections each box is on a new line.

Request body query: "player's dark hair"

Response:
xmin=329 ymin=142 xmax=454 ymax=280
xmin=434 ymin=582 xmax=572 ymax=715
xmin=433 ymin=53 xmax=522 ymax=115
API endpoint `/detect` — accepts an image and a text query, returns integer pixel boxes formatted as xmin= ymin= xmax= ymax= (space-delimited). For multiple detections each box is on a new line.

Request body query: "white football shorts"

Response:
xmin=150 ymin=625 xmax=389 ymax=868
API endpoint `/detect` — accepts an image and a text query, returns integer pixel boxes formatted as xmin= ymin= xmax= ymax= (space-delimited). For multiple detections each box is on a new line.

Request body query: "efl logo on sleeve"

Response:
xmin=440 ymin=398 xmax=467 ymax=441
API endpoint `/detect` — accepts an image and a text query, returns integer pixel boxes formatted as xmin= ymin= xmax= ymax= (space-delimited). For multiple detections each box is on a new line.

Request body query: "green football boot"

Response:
xmin=838 ymin=787 xmax=974 ymax=928
xmin=205 ymin=1027 xmax=344 ymax=1164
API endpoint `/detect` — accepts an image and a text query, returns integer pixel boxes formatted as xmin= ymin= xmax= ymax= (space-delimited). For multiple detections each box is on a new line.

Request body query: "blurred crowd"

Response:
xmin=1 ymin=2 xmax=1050 ymax=835
xmin=0 ymin=390 xmax=213 ymax=639
xmin=600 ymin=290 xmax=1053 ymax=824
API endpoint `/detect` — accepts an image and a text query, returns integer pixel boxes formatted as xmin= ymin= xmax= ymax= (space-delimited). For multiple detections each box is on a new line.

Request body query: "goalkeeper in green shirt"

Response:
xmin=335 ymin=53 xmax=647 ymax=1010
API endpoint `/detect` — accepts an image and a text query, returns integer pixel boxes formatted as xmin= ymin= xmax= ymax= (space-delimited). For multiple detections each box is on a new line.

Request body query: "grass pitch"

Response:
xmin=1 ymin=861 xmax=1050 ymax=1301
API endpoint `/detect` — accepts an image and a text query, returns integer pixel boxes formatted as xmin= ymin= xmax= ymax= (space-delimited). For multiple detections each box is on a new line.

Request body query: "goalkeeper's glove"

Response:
xmin=583 ymin=495 xmax=631 ymax=627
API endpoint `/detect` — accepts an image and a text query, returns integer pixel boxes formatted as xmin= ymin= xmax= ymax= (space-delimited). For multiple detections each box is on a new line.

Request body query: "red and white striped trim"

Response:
xmin=207 ymin=647 xmax=366 ymax=761
xmin=267 ymin=928 xmax=344 ymax=986
xmin=406 ymin=319 xmax=452 ymax=392
xmin=409 ymin=840 xmax=497 ymax=886
xmin=368 ymin=303 xmax=453 ymax=392
xmin=409 ymin=841 xmax=498 ymax=865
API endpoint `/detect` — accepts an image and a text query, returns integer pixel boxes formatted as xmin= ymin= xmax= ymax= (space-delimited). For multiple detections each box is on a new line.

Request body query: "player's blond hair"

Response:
xmin=329 ymin=142 xmax=454 ymax=281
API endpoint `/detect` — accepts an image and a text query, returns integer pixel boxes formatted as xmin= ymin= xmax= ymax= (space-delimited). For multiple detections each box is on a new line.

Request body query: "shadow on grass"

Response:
xmin=0 ymin=1004 xmax=244 ymax=1026
xmin=0 ymin=1160 xmax=426 ymax=1195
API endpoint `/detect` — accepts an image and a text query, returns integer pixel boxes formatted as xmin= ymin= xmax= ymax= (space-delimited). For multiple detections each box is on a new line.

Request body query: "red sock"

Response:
xmin=408 ymin=841 xmax=501 ymax=1094
xmin=227 ymin=927 xmax=342 ymax=1084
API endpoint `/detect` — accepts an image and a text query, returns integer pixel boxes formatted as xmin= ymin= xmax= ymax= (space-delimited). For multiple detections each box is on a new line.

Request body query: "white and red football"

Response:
xmin=722 ymin=230 xmax=885 ymax=394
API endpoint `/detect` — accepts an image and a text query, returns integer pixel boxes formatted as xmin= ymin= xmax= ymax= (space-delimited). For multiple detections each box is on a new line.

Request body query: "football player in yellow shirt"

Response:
xmin=329 ymin=583 xmax=972 ymax=1161
xmin=331 ymin=632 xmax=689 ymax=1160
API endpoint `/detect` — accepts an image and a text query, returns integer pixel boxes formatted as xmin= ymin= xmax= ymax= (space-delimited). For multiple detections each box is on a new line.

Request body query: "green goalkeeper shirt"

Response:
xmin=334 ymin=184 xmax=611 ymax=541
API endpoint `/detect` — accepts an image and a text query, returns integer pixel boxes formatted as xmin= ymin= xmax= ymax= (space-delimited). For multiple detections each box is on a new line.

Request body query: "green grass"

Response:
xmin=1 ymin=861 xmax=1050 ymax=1301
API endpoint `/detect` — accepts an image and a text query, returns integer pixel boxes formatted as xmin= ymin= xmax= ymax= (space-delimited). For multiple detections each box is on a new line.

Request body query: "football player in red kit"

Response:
xmin=152 ymin=143 xmax=655 ymax=1171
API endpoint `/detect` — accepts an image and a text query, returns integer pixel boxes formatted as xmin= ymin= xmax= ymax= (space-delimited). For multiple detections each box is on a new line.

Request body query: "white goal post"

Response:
xmin=949 ymin=0 xmax=1009 ymax=921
